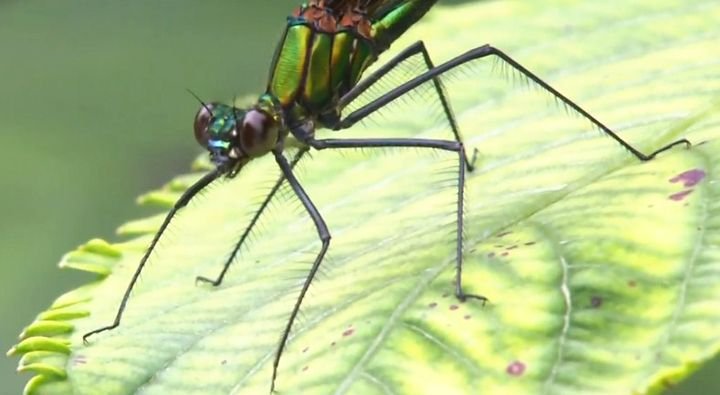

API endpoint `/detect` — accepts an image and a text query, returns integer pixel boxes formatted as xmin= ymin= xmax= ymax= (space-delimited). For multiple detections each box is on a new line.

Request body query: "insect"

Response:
xmin=83 ymin=0 xmax=690 ymax=391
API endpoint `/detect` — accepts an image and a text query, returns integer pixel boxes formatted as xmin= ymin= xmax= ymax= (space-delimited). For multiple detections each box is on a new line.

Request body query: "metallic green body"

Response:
xmin=266 ymin=0 xmax=438 ymax=127
xmin=373 ymin=0 xmax=438 ymax=51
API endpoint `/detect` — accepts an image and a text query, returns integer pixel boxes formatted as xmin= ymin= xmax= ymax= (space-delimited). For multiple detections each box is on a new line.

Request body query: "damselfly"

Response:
xmin=84 ymin=0 xmax=690 ymax=391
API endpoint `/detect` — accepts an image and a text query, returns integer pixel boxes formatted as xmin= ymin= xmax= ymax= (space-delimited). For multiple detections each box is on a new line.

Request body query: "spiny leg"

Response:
xmin=337 ymin=40 xmax=478 ymax=170
xmin=196 ymin=147 xmax=310 ymax=286
xmin=482 ymin=46 xmax=691 ymax=160
xmin=293 ymin=131 xmax=488 ymax=302
xmin=270 ymin=149 xmax=331 ymax=393
xmin=340 ymin=44 xmax=690 ymax=161
xmin=316 ymin=43 xmax=693 ymax=312
xmin=83 ymin=167 xmax=225 ymax=343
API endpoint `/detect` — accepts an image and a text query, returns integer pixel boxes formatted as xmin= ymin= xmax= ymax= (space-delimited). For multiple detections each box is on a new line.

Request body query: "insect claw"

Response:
xmin=456 ymin=291 xmax=489 ymax=306
xmin=195 ymin=276 xmax=219 ymax=287
xmin=467 ymin=147 xmax=480 ymax=171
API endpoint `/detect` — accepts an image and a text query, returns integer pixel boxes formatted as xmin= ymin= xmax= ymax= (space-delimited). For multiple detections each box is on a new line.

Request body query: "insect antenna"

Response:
xmin=185 ymin=88 xmax=214 ymax=117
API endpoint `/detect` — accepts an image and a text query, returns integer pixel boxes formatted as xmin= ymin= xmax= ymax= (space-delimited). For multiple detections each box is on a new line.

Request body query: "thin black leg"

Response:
xmin=196 ymin=148 xmax=309 ymax=286
xmin=337 ymin=41 xmax=429 ymax=110
xmin=338 ymin=44 xmax=690 ymax=161
xmin=270 ymin=149 xmax=331 ymax=393
xmin=83 ymin=167 xmax=225 ymax=343
xmin=337 ymin=40 xmax=477 ymax=170
xmin=294 ymin=133 xmax=487 ymax=302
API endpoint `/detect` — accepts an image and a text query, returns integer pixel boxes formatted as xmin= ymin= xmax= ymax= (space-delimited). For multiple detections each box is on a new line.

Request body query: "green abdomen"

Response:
xmin=267 ymin=20 xmax=377 ymax=124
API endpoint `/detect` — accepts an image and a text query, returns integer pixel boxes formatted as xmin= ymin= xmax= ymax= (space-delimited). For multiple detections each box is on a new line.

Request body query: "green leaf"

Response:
xmin=9 ymin=0 xmax=720 ymax=394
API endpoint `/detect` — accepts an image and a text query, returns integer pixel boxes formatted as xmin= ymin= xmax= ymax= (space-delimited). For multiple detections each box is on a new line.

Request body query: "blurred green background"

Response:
xmin=0 ymin=1 xmax=716 ymax=394
xmin=0 ymin=1 xmax=299 ymax=392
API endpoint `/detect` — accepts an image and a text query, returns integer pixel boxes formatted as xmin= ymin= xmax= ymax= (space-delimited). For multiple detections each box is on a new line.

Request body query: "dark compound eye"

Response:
xmin=240 ymin=109 xmax=279 ymax=156
xmin=193 ymin=103 xmax=215 ymax=147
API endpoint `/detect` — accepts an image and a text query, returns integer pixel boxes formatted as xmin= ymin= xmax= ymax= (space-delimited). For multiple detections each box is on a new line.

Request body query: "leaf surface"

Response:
xmin=9 ymin=0 xmax=720 ymax=394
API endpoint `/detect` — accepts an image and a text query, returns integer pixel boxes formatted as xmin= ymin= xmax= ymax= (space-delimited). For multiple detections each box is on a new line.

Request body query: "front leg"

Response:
xmin=269 ymin=148 xmax=331 ymax=393
xmin=196 ymin=147 xmax=309 ymax=287
xmin=83 ymin=167 xmax=225 ymax=343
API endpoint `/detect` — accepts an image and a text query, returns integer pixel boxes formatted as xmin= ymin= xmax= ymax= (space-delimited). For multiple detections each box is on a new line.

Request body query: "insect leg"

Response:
xmin=480 ymin=45 xmax=691 ymax=160
xmin=196 ymin=147 xmax=309 ymax=286
xmin=338 ymin=40 xmax=478 ymax=169
xmin=270 ymin=149 xmax=331 ymax=393
xmin=82 ymin=167 xmax=225 ymax=343
xmin=294 ymin=132 xmax=487 ymax=303
xmin=340 ymin=44 xmax=690 ymax=161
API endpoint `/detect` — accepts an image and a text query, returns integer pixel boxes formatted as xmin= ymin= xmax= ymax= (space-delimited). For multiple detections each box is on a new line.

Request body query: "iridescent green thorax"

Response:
xmin=266 ymin=0 xmax=438 ymax=128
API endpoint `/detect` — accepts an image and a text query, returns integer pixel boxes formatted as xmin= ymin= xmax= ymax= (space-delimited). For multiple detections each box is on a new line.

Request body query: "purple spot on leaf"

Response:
xmin=497 ymin=231 xmax=512 ymax=238
xmin=302 ymin=347 xmax=309 ymax=353
xmin=590 ymin=296 xmax=603 ymax=308
xmin=343 ymin=328 xmax=355 ymax=337
xmin=628 ymin=280 xmax=637 ymax=288
xmin=669 ymin=169 xmax=706 ymax=187
xmin=449 ymin=305 xmax=459 ymax=311
xmin=501 ymin=252 xmax=509 ymax=257
xmin=506 ymin=245 xmax=518 ymax=250
xmin=669 ymin=189 xmax=693 ymax=201
xmin=302 ymin=366 xmax=309 ymax=372
xmin=506 ymin=361 xmax=526 ymax=376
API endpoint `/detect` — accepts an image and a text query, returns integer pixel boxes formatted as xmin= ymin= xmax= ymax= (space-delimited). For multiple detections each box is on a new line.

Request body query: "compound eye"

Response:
xmin=240 ymin=109 xmax=278 ymax=156
xmin=193 ymin=103 xmax=215 ymax=147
